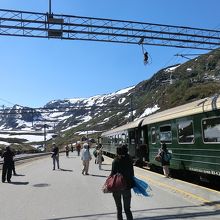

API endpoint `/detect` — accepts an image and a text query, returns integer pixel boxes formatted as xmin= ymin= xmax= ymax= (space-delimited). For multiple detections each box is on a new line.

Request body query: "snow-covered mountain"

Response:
xmin=0 ymin=86 xmax=159 ymax=146
xmin=1 ymin=48 xmax=220 ymax=148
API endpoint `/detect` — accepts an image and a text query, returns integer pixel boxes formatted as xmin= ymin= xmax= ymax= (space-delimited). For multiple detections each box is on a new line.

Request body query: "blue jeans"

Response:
xmin=113 ymin=189 xmax=133 ymax=220
xmin=52 ymin=155 xmax=59 ymax=169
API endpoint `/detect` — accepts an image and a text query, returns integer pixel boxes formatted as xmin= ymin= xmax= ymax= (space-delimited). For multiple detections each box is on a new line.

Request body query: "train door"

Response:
xmin=129 ymin=127 xmax=143 ymax=158
xmin=128 ymin=129 xmax=136 ymax=157
xmin=140 ymin=126 xmax=149 ymax=161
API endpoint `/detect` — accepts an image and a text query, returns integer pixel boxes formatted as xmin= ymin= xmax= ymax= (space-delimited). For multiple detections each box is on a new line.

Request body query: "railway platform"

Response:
xmin=0 ymin=151 xmax=220 ymax=220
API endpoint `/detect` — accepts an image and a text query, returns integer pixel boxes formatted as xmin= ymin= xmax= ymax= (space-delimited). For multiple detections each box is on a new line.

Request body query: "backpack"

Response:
xmin=163 ymin=152 xmax=172 ymax=162
xmin=93 ymin=149 xmax=97 ymax=157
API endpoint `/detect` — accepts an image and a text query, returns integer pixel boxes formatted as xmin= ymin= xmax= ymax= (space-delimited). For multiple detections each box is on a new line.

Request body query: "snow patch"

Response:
xmin=118 ymin=98 xmax=126 ymax=104
xmin=75 ymin=130 xmax=100 ymax=135
xmin=139 ymin=105 xmax=160 ymax=118
xmin=164 ymin=64 xmax=180 ymax=73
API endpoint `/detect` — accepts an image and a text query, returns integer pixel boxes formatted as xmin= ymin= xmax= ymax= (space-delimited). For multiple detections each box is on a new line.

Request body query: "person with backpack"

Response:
xmin=159 ymin=142 xmax=171 ymax=178
xmin=110 ymin=144 xmax=134 ymax=220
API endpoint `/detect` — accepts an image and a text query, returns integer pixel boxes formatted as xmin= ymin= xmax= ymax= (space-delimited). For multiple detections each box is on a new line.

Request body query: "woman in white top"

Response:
xmin=81 ymin=143 xmax=92 ymax=175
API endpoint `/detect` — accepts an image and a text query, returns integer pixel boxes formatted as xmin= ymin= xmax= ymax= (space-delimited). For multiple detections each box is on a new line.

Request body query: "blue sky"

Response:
xmin=1 ymin=0 xmax=220 ymax=107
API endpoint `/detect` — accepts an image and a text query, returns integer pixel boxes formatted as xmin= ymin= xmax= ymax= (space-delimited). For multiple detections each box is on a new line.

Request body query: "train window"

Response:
xmin=151 ymin=127 xmax=156 ymax=144
xmin=110 ymin=136 xmax=113 ymax=144
xmin=202 ymin=117 xmax=220 ymax=143
xmin=129 ymin=131 xmax=135 ymax=144
xmin=159 ymin=125 xmax=172 ymax=143
xmin=115 ymin=135 xmax=117 ymax=143
xmin=177 ymin=120 xmax=194 ymax=144
xmin=121 ymin=133 xmax=126 ymax=143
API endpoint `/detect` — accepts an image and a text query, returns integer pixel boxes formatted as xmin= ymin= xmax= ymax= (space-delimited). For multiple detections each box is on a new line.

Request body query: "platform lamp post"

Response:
xmin=130 ymin=96 xmax=134 ymax=122
xmin=44 ymin=124 xmax=47 ymax=152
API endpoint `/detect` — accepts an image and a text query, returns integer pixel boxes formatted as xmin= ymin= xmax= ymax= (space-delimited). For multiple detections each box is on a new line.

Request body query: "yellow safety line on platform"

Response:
xmin=137 ymin=174 xmax=209 ymax=203
xmin=174 ymin=177 xmax=220 ymax=195
xmin=104 ymin=157 xmax=220 ymax=208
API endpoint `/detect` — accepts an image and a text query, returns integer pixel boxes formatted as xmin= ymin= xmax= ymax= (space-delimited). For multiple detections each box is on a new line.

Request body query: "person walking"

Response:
xmin=96 ymin=144 xmax=103 ymax=170
xmin=76 ymin=141 xmax=81 ymax=156
xmin=12 ymin=159 xmax=17 ymax=176
xmin=93 ymin=146 xmax=98 ymax=164
xmin=81 ymin=143 xmax=92 ymax=175
xmin=159 ymin=142 xmax=171 ymax=178
xmin=51 ymin=143 xmax=60 ymax=170
xmin=111 ymin=144 xmax=134 ymax=220
xmin=65 ymin=145 xmax=70 ymax=157
xmin=1 ymin=146 xmax=15 ymax=183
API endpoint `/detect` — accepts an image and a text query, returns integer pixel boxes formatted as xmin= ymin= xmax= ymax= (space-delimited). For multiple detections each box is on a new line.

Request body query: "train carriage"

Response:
xmin=101 ymin=96 xmax=220 ymax=181
xmin=101 ymin=118 xmax=144 ymax=158
xmin=143 ymin=97 xmax=220 ymax=179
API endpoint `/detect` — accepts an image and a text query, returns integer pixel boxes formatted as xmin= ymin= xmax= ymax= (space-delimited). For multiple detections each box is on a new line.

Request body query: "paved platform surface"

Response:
xmin=0 ymin=151 xmax=220 ymax=220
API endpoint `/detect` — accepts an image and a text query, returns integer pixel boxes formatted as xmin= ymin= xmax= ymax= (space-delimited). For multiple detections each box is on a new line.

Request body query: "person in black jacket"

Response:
xmin=111 ymin=144 xmax=134 ymax=220
xmin=1 ymin=146 xmax=15 ymax=183
xmin=51 ymin=143 xmax=60 ymax=170
xmin=159 ymin=142 xmax=170 ymax=177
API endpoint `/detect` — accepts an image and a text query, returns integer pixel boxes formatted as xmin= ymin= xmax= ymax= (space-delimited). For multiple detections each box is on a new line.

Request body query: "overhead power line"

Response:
xmin=175 ymin=53 xmax=203 ymax=60
xmin=0 ymin=8 xmax=220 ymax=50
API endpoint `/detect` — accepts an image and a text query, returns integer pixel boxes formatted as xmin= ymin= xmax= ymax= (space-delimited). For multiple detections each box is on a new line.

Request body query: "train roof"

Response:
xmin=101 ymin=117 xmax=144 ymax=136
xmin=142 ymin=96 xmax=220 ymax=126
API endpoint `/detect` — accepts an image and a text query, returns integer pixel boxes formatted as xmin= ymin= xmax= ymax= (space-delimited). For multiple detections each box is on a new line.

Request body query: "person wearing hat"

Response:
xmin=51 ymin=143 xmax=60 ymax=170
xmin=1 ymin=146 xmax=15 ymax=183
xmin=110 ymin=144 xmax=134 ymax=220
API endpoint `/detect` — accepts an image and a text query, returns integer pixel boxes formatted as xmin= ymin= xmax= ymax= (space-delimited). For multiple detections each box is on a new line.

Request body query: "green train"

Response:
xmin=101 ymin=96 xmax=220 ymax=182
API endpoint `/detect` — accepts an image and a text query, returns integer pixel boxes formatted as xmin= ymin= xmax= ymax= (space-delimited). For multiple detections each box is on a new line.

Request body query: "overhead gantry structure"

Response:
xmin=0 ymin=8 xmax=220 ymax=51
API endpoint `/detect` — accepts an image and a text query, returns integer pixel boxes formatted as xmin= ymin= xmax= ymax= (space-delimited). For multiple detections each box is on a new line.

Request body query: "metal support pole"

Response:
xmin=49 ymin=0 xmax=51 ymax=15
xmin=31 ymin=109 xmax=34 ymax=127
xmin=44 ymin=124 xmax=47 ymax=151
xmin=130 ymin=96 xmax=134 ymax=122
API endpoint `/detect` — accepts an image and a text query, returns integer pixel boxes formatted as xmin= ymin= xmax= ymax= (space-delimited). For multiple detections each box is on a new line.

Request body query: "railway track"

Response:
xmin=0 ymin=152 xmax=51 ymax=169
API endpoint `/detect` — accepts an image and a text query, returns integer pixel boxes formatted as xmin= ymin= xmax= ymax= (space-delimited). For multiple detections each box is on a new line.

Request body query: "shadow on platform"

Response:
xmin=42 ymin=205 xmax=220 ymax=220
xmin=33 ymin=183 xmax=50 ymax=187
xmin=14 ymin=174 xmax=25 ymax=176
xmin=90 ymin=174 xmax=108 ymax=178
xmin=203 ymin=200 xmax=220 ymax=206
xmin=10 ymin=181 xmax=29 ymax=185
xmin=101 ymin=169 xmax=111 ymax=171
xmin=59 ymin=168 xmax=73 ymax=172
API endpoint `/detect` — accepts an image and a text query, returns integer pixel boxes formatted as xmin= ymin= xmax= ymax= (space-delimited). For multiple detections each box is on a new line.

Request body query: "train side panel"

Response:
xmin=145 ymin=110 xmax=220 ymax=177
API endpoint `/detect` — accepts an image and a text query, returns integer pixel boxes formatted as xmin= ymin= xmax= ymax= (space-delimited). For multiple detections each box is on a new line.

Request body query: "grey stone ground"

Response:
xmin=0 ymin=152 xmax=220 ymax=220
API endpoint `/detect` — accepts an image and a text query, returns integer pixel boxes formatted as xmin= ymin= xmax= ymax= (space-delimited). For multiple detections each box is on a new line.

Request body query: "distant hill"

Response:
xmin=1 ymin=48 xmax=220 ymax=150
